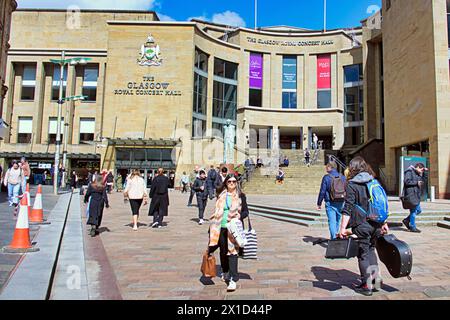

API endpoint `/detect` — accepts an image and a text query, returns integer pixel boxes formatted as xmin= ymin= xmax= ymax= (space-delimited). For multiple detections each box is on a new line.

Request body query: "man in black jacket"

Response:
xmin=206 ymin=165 xmax=218 ymax=200
xmin=402 ymin=163 xmax=427 ymax=233
xmin=193 ymin=170 xmax=209 ymax=225
xmin=214 ymin=166 xmax=228 ymax=198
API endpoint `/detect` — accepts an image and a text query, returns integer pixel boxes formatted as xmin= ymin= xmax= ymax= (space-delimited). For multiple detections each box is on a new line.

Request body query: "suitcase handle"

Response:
xmin=312 ymin=237 xmax=365 ymax=246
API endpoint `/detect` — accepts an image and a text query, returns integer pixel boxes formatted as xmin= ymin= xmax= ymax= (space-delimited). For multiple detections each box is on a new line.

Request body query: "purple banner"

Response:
xmin=249 ymin=53 xmax=263 ymax=89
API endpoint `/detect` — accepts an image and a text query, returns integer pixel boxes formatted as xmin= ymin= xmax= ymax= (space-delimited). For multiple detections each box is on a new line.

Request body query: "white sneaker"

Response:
xmin=227 ymin=280 xmax=237 ymax=292
xmin=199 ymin=219 xmax=204 ymax=225
xmin=133 ymin=225 xmax=138 ymax=231
xmin=151 ymin=222 xmax=159 ymax=228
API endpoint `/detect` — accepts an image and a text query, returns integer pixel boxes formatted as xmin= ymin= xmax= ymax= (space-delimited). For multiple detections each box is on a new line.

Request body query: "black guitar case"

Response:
xmin=376 ymin=234 xmax=412 ymax=279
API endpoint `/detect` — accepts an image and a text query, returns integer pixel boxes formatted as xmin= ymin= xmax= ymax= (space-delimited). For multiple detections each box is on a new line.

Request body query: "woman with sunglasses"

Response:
xmin=208 ymin=174 xmax=244 ymax=292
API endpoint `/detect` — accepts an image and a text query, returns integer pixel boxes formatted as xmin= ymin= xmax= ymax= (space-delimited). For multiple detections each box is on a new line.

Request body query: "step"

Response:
xmin=437 ymin=221 xmax=450 ymax=230
xmin=445 ymin=217 xmax=450 ymax=222
xmin=248 ymin=203 xmax=321 ymax=217
xmin=250 ymin=211 xmax=313 ymax=227
xmin=248 ymin=207 xmax=318 ymax=222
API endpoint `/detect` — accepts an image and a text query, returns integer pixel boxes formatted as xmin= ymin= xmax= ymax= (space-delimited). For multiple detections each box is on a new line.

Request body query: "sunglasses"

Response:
xmin=227 ymin=180 xmax=237 ymax=184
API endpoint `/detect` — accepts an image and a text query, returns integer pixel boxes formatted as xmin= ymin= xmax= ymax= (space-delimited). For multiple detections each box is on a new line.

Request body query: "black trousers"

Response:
xmin=181 ymin=182 xmax=188 ymax=193
xmin=352 ymin=221 xmax=383 ymax=285
xmin=197 ymin=196 xmax=208 ymax=219
xmin=209 ymin=228 xmax=239 ymax=281
xmin=152 ymin=207 xmax=165 ymax=225
xmin=129 ymin=199 xmax=143 ymax=216
xmin=188 ymin=185 xmax=196 ymax=205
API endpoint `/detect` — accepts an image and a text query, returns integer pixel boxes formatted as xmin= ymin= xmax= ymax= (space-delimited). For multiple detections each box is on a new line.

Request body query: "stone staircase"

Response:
xmin=248 ymin=203 xmax=450 ymax=229
xmin=243 ymin=149 xmax=326 ymax=195
xmin=243 ymin=164 xmax=325 ymax=195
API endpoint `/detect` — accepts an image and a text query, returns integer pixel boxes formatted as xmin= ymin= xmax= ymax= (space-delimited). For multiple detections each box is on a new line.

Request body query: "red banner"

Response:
xmin=317 ymin=54 xmax=331 ymax=89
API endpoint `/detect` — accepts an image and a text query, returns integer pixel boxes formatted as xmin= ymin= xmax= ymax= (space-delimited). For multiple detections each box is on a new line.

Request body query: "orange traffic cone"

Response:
xmin=30 ymin=184 xmax=50 ymax=225
xmin=2 ymin=196 xmax=39 ymax=253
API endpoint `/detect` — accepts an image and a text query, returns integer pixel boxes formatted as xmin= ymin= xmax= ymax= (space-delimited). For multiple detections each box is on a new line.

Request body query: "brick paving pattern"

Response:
xmin=95 ymin=191 xmax=450 ymax=300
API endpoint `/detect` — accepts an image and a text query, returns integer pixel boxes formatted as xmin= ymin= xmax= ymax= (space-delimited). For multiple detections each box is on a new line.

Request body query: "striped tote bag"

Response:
xmin=242 ymin=215 xmax=258 ymax=260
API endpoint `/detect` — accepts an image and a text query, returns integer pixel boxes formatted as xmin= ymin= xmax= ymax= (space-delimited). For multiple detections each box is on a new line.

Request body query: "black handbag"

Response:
xmin=400 ymin=188 xmax=416 ymax=210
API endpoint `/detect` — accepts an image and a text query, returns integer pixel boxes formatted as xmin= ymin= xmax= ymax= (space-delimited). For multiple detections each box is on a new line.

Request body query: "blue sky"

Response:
xmin=17 ymin=0 xmax=382 ymax=30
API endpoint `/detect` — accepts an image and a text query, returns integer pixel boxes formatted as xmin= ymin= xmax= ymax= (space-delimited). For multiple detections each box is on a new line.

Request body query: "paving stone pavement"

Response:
xmin=0 ymin=186 xmax=60 ymax=291
xmin=92 ymin=191 xmax=450 ymax=300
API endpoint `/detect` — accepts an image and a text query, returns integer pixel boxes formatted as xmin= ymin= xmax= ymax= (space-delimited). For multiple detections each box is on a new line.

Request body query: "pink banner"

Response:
xmin=317 ymin=54 xmax=331 ymax=89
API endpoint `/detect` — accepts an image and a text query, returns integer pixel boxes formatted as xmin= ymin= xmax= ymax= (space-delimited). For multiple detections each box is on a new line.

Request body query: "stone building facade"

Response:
xmin=0 ymin=1 xmax=449 ymax=198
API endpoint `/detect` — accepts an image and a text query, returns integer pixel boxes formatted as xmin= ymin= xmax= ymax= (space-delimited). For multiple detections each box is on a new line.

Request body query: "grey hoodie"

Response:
xmin=350 ymin=172 xmax=374 ymax=184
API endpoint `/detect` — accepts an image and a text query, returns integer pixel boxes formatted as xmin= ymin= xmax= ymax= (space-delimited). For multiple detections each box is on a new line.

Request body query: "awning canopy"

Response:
xmin=107 ymin=137 xmax=181 ymax=147
xmin=0 ymin=152 xmax=100 ymax=160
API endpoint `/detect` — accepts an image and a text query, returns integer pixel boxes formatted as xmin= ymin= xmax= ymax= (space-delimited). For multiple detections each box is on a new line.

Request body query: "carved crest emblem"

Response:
xmin=137 ymin=34 xmax=162 ymax=66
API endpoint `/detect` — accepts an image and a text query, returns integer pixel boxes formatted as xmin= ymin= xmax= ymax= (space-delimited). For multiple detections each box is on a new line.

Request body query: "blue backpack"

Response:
xmin=355 ymin=179 xmax=389 ymax=223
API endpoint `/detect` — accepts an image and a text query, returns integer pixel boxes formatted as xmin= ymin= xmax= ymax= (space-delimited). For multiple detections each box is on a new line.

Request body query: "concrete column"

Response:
xmin=33 ymin=61 xmax=45 ymax=145
xmin=205 ymin=54 xmax=214 ymax=136
xmin=66 ymin=63 xmax=76 ymax=145
xmin=298 ymin=55 xmax=305 ymax=109
xmin=262 ymin=53 xmax=271 ymax=108
xmin=271 ymin=53 xmax=281 ymax=109
xmin=303 ymin=53 xmax=309 ymax=109
xmin=331 ymin=52 xmax=338 ymax=108
xmin=239 ymin=50 xmax=249 ymax=108
xmin=3 ymin=60 xmax=15 ymax=143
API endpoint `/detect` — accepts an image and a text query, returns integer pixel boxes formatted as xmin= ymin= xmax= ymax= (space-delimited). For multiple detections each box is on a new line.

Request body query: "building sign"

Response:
xmin=247 ymin=37 xmax=334 ymax=47
xmin=249 ymin=53 xmax=263 ymax=89
xmin=282 ymin=56 xmax=297 ymax=90
xmin=113 ymin=76 xmax=182 ymax=96
xmin=138 ymin=34 xmax=163 ymax=67
xmin=317 ymin=54 xmax=331 ymax=89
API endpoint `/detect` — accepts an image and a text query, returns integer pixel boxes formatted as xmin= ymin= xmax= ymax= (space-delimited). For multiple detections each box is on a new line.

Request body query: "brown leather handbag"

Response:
xmin=200 ymin=250 xmax=216 ymax=278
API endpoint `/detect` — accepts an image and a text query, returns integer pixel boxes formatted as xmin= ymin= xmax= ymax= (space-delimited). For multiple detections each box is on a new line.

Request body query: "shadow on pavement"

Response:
xmin=123 ymin=222 xmax=148 ymax=228
xmin=302 ymin=236 xmax=329 ymax=249
xmin=97 ymin=227 xmax=111 ymax=234
xmin=308 ymin=266 xmax=399 ymax=293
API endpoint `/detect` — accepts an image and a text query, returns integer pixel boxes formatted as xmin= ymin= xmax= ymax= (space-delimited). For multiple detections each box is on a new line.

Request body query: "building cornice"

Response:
xmin=238 ymin=106 xmax=344 ymax=114
xmin=8 ymin=48 xmax=108 ymax=57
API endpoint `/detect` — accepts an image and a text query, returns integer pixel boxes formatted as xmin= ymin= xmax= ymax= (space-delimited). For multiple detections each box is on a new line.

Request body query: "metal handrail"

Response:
xmin=328 ymin=154 xmax=347 ymax=173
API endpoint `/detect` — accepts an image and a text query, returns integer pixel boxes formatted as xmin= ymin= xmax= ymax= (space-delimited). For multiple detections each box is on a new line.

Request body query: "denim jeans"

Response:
xmin=407 ymin=203 xmax=422 ymax=229
xmin=8 ymin=183 xmax=21 ymax=206
xmin=325 ymin=201 xmax=344 ymax=239
xmin=21 ymin=176 xmax=28 ymax=195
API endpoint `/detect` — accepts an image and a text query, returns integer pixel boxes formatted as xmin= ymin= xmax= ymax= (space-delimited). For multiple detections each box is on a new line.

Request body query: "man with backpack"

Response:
xmin=338 ymin=156 xmax=389 ymax=296
xmin=317 ymin=161 xmax=346 ymax=239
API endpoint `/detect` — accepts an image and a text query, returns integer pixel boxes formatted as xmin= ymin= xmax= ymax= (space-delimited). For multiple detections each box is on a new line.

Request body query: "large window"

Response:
xmin=48 ymin=117 xmax=65 ymax=144
xmin=21 ymin=65 xmax=36 ymax=101
xmin=344 ymin=64 xmax=364 ymax=146
xmin=52 ymin=65 xmax=68 ymax=101
xmin=18 ymin=117 xmax=32 ymax=143
xmin=282 ymin=56 xmax=297 ymax=109
xmin=249 ymin=52 xmax=263 ymax=107
xmin=82 ymin=65 xmax=99 ymax=102
xmin=79 ymin=118 xmax=95 ymax=143
xmin=192 ymin=49 xmax=209 ymax=138
xmin=115 ymin=148 xmax=175 ymax=168
xmin=212 ymin=57 xmax=238 ymax=138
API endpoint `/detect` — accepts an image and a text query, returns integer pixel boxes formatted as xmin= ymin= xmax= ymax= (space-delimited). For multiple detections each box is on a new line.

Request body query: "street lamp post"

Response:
xmin=50 ymin=53 xmax=91 ymax=195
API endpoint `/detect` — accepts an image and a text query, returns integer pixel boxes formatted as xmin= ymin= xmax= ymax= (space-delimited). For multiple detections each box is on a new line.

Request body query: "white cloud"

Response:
xmin=188 ymin=16 xmax=208 ymax=22
xmin=211 ymin=11 xmax=246 ymax=27
xmin=17 ymin=0 xmax=156 ymax=10
xmin=157 ymin=12 xmax=175 ymax=21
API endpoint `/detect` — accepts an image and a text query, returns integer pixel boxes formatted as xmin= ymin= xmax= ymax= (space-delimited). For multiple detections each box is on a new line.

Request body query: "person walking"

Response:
xmin=3 ymin=161 xmax=23 ymax=211
xmin=70 ymin=171 xmax=78 ymax=190
xmin=214 ymin=166 xmax=228 ymax=198
xmin=187 ymin=166 xmax=199 ymax=207
xmin=19 ymin=157 xmax=30 ymax=194
xmin=106 ymin=170 xmax=114 ymax=194
xmin=84 ymin=175 xmax=109 ymax=237
xmin=180 ymin=171 xmax=189 ymax=193
xmin=123 ymin=169 xmax=148 ymax=231
xmin=317 ymin=161 xmax=346 ymax=239
xmin=206 ymin=165 xmax=218 ymax=200
xmin=338 ymin=156 xmax=389 ymax=296
xmin=402 ymin=163 xmax=428 ymax=233
xmin=304 ymin=148 xmax=311 ymax=167
xmin=115 ymin=173 xmax=123 ymax=192
xmin=193 ymin=170 xmax=209 ymax=225
xmin=149 ymin=168 xmax=170 ymax=229
xmin=208 ymin=174 xmax=244 ymax=292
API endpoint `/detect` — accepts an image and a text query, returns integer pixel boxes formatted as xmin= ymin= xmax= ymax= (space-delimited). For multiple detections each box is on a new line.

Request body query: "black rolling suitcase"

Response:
xmin=313 ymin=238 xmax=360 ymax=259
xmin=376 ymin=234 xmax=412 ymax=279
